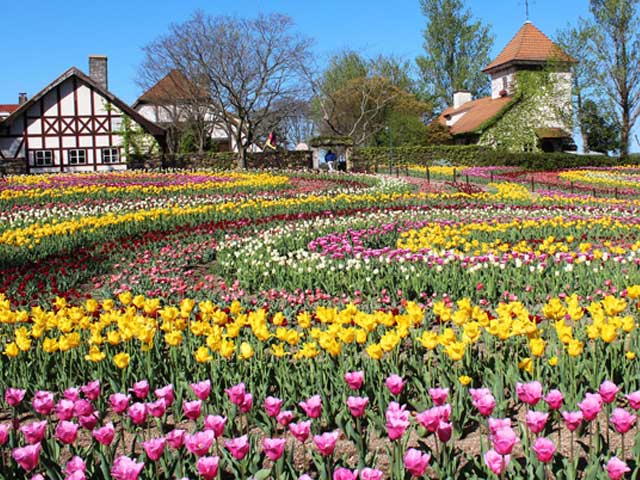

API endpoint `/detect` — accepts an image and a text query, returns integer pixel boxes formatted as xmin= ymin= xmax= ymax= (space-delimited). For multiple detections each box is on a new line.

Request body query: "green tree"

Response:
xmin=416 ymin=0 xmax=494 ymax=111
xmin=589 ymin=0 xmax=640 ymax=158
xmin=582 ymin=99 xmax=621 ymax=154
xmin=313 ymin=51 xmax=431 ymax=146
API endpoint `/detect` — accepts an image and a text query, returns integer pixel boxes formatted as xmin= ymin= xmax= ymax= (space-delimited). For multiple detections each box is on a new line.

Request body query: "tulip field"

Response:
xmin=2 ymin=168 xmax=640 ymax=479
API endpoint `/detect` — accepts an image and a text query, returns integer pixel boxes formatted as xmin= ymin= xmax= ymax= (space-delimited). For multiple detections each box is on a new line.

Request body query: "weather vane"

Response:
xmin=521 ymin=0 xmax=535 ymax=21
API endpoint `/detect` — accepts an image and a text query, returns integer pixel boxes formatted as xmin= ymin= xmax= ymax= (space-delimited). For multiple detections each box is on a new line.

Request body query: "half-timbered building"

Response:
xmin=0 ymin=56 xmax=165 ymax=173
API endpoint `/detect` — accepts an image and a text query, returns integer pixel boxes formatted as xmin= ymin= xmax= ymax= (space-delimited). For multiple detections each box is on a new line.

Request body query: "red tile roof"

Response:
xmin=0 ymin=104 xmax=19 ymax=113
xmin=438 ymin=95 xmax=515 ymax=135
xmin=135 ymin=70 xmax=209 ymax=105
xmin=483 ymin=22 xmax=576 ymax=73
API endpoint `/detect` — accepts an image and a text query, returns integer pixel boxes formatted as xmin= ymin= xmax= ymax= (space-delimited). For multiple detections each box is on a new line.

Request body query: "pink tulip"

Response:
xmin=92 ymin=423 xmax=115 ymax=445
xmin=4 ymin=387 xmax=26 ymax=407
xmin=605 ymin=456 xmax=631 ymax=480
xmin=579 ymin=393 xmax=603 ymax=421
xmin=289 ymin=420 xmax=312 ymax=442
xmin=525 ymin=410 xmax=549 ymax=434
xmin=437 ymin=421 xmax=453 ymax=442
xmin=78 ymin=411 xmax=99 ymax=430
xmin=204 ymin=415 xmax=227 ymax=437
xmin=333 ymin=467 xmax=358 ymax=480
xmin=0 ymin=424 xmax=9 ymax=445
xmin=111 ymin=455 xmax=144 ymax=480
xmin=155 ymin=384 xmax=174 ymax=405
xmin=599 ymin=381 xmax=620 ymax=404
xmin=196 ymin=456 xmax=220 ymax=480
xmin=237 ymin=393 xmax=252 ymax=413
xmin=263 ymin=437 xmax=286 ymax=461
xmin=625 ymin=391 xmax=640 ymax=410
xmin=190 ymin=380 xmax=211 ymax=401
xmin=109 ymin=393 xmax=130 ymax=414
xmin=484 ymin=449 xmax=509 ymax=475
xmin=544 ymin=389 xmax=564 ymax=410
xmin=299 ymin=475 xmax=312 ymax=480
xmin=404 ymin=448 xmax=430 ymax=476
xmin=80 ymin=380 xmax=100 ymax=401
xmin=416 ymin=407 xmax=441 ymax=432
xmin=561 ymin=411 xmax=583 ymax=431
xmin=64 ymin=388 xmax=80 ymax=401
xmin=32 ymin=391 xmax=55 ymax=415
xmin=225 ymin=434 xmax=250 ymax=460
xmin=147 ymin=398 xmax=167 ymax=418
xmin=385 ymin=374 xmax=405 ymax=396
xmin=127 ymin=402 xmax=147 ymax=425
xmin=166 ymin=429 xmax=186 ymax=449
xmin=143 ymin=437 xmax=166 ymax=461
xmin=225 ymin=383 xmax=246 ymax=405
xmin=31 ymin=474 xmax=46 ymax=480
xmin=516 ymin=381 xmax=543 ymax=406
xmin=470 ymin=388 xmax=492 ymax=402
xmin=185 ymin=430 xmax=215 ymax=457
xmin=488 ymin=418 xmax=511 ymax=436
xmin=429 ymin=387 xmax=449 ymax=406
xmin=56 ymin=399 xmax=75 ymax=421
xmin=610 ymin=408 xmax=636 ymax=434
xmin=20 ymin=420 xmax=47 ymax=444
xmin=360 ymin=468 xmax=384 ymax=480
xmin=277 ymin=410 xmax=295 ymax=426
xmin=66 ymin=471 xmax=86 ymax=480
xmin=491 ymin=427 xmax=519 ymax=455
xmin=300 ymin=395 xmax=322 ymax=418
xmin=474 ymin=393 xmax=496 ymax=417
xmin=183 ymin=400 xmax=203 ymax=421
xmin=264 ymin=396 xmax=284 ymax=417
xmin=55 ymin=421 xmax=79 ymax=445
xmin=65 ymin=456 xmax=86 ymax=474
xmin=13 ymin=443 xmax=41 ymax=472
xmin=386 ymin=402 xmax=410 ymax=440
xmin=130 ymin=380 xmax=149 ymax=399
xmin=313 ymin=430 xmax=340 ymax=456
xmin=347 ymin=396 xmax=368 ymax=417
xmin=532 ymin=437 xmax=556 ymax=463
xmin=73 ymin=399 xmax=93 ymax=417
xmin=344 ymin=371 xmax=364 ymax=390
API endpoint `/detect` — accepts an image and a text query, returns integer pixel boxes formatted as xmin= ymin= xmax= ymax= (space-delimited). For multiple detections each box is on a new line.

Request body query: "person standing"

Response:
xmin=324 ymin=149 xmax=337 ymax=172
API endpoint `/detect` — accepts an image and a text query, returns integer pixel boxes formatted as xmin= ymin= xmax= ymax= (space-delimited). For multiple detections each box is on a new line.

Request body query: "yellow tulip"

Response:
xmin=85 ymin=346 xmax=106 ymax=362
xmin=194 ymin=347 xmax=213 ymax=363
xmin=366 ymin=343 xmax=384 ymax=360
xmin=458 ymin=375 xmax=472 ymax=386
xmin=113 ymin=352 xmax=130 ymax=369
xmin=238 ymin=342 xmax=254 ymax=360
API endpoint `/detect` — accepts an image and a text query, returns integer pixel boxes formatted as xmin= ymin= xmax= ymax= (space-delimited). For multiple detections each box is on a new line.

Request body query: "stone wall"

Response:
xmin=1 ymin=158 xmax=28 ymax=175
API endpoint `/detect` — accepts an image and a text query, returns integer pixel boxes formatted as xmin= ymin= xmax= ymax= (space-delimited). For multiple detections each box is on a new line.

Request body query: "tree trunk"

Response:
xmin=621 ymin=105 xmax=630 ymax=159
xmin=237 ymin=146 xmax=248 ymax=169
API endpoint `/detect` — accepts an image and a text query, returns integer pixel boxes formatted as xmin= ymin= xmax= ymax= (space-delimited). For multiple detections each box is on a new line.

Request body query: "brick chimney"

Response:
xmin=89 ymin=55 xmax=108 ymax=91
xmin=18 ymin=93 xmax=27 ymax=105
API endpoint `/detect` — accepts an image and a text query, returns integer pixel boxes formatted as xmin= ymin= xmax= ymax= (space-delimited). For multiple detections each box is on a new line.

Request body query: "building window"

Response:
xmin=68 ymin=149 xmax=86 ymax=165
xmin=502 ymin=76 xmax=508 ymax=90
xmin=102 ymin=147 xmax=120 ymax=163
xmin=34 ymin=150 xmax=53 ymax=166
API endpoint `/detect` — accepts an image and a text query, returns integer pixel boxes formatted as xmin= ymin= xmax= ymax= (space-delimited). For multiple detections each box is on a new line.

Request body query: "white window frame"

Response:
xmin=101 ymin=147 xmax=120 ymax=163
xmin=68 ymin=149 xmax=87 ymax=165
xmin=34 ymin=150 xmax=53 ymax=166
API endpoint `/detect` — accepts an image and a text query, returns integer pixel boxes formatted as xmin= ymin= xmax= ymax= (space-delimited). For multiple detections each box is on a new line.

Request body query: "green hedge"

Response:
xmin=352 ymin=145 xmax=622 ymax=171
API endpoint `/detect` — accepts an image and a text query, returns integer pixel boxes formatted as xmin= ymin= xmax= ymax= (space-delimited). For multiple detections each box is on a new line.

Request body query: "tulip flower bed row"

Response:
xmin=2 ymin=374 xmax=640 ymax=479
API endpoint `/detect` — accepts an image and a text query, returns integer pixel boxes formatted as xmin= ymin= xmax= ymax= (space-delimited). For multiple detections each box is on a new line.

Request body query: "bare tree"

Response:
xmin=589 ymin=0 xmax=640 ymax=158
xmin=278 ymin=99 xmax=317 ymax=148
xmin=140 ymin=11 xmax=312 ymax=168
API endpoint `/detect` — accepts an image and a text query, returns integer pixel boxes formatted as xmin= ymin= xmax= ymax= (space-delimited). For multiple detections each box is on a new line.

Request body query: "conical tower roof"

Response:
xmin=483 ymin=21 xmax=576 ymax=73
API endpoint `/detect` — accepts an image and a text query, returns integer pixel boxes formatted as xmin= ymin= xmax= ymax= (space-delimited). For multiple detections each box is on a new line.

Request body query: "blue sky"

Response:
xmin=3 ymin=1 xmax=604 ymax=148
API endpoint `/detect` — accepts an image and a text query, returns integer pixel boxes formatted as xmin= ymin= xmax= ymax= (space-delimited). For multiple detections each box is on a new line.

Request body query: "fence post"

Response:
xmin=426 ymin=166 xmax=430 ymax=184
xmin=570 ymin=182 xmax=574 ymax=194
xmin=490 ymin=172 xmax=494 ymax=183
xmin=531 ymin=176 xmax=535 ymax=192
xmin=453 ymin=168 xmax=457 ymax=183
xmin=466 ymin=174 xmax=469 ymax=185
xmin=615 ymin=187 xmax=618 ymax=199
